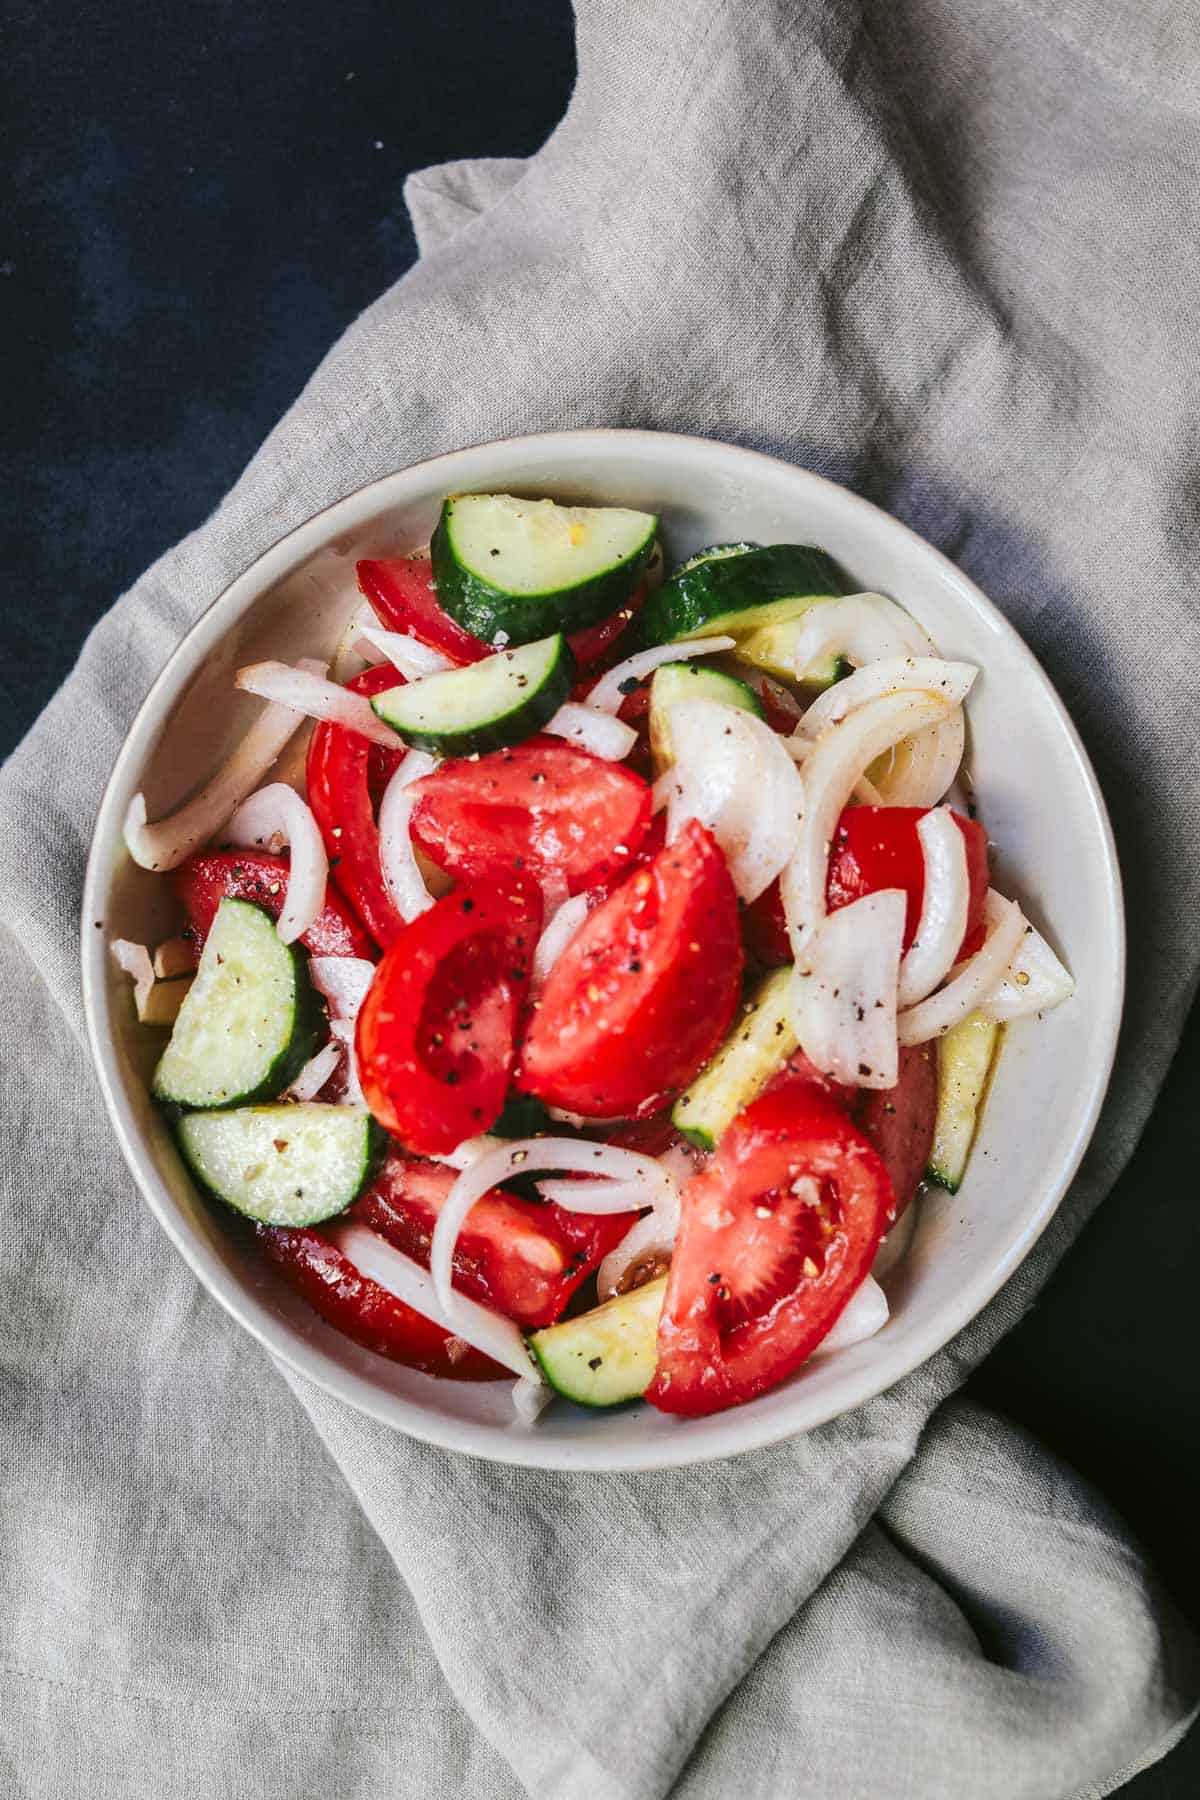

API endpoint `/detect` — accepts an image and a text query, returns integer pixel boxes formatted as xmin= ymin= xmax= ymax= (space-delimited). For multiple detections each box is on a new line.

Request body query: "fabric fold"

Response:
xmin=3 ymin=1 xmax=1199 ymax=1796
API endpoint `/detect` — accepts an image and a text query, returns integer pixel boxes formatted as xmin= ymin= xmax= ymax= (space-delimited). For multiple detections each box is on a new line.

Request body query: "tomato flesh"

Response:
xmin=409 ymin=741 xmax=652 ymax=897
xmin=356 ymin=879 xmax=541 ymax=1154
xmin=256 ymin=1224 xmax=504 ymax=1379
xmin=306 ymin=664 xmax=410 ymax=951
xmin=517 ymin=819 xmax=743 ymax=1118
xmin=171 ymin=848 xmax=373 ymax=961
xmin=352 ymin=1153 xmax=635 ymax=1329
xmin=743 ymin=805 xmax=989 ymax=968
xmin=646 ymin=1082 xmax=895 ymax=1416
xmin=854 ymin=1042 xmax=937 ymax=1219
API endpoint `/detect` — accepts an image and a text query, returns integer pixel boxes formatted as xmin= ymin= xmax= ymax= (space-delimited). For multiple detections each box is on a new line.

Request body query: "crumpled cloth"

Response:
xmin=2 ymin=3 xmax=1199 ymax=1796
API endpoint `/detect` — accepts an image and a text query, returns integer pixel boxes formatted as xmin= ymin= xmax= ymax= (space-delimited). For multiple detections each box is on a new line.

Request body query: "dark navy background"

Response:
xmin=5 ymin=3 xmax=1196 ymax=1788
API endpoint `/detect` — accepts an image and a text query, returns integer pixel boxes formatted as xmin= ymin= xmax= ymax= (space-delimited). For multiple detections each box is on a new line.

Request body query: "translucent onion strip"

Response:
xmin=284 ymin=1041 xmax=342 ymax=1101
xmin=764 ymin=593 xmax=935 ymax=680
xmin=596 ymin=1212 xmax=674 ymax=1301
xmin=790 ymin=888 xmax=906 ymax=1089
xmin=980 ymin=919 xmax=1075 ymax=1022
xmin=122 ymin=658 xmax=326 ymax=872
xmin=585 ymin=636 xmax=735 ymax=715
xmin=897 ymin=808 xmax=971 ymax=1008
xmin=780 ymin=690 xmax=963 ymax=956
xmin=357 ymin=623 xmax=453 ymax=680
xmin=797 ymin=657 xmax=979 ymax=741
xmin=378 ymin=750 xmax=437 ymax=923
xmin=235 ymin=660 xmax=405 ymax=749
xmin=226 ymin=783 xmax=327 ymax=944
xmin=544 ymin=703 xmax=639 ymax=761
xmin=328 ymin=1021 xmax=364 ymax=1104
xmin=332 ymin=1222 xmax=538 ymax=1384
xmin=663 ymin=698 xmax=805 ymax=902
xmin=897 ymin=890 xmax=1026 ymax=1044
xmin=307 ymin=956 xmax=377 ymax=1020
xmin=535 ymin=1177 xmax=660 ymax=1213
xmin=110 ymin=939 xmax=154 ymax=1014
xmin=533 ymin=893 xmax=590 ymax=990
xmin=432 ymin=1139 xmax=676 ymax=1317
xmin=812 ymin=1275 xmax=889 ymax=1355
xmin=871 ymin=707 xmax=966 ymax=809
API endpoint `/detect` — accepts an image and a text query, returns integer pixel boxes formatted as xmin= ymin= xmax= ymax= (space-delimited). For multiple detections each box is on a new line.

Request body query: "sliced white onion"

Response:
xmin=797 ymin=657 xmax=978 ymax=741
xmin=377 ymin=750 xmax=437 ymax=923
xmin=898 ymin=808 xmax=971 ymax=1008
xmin=225 ymin=783 xmax=327 ymax=944
xmin=512 ymin=1377 xmax=554 ymax=1426
xmin=332 ymin=1222 xmax=538 ymax=1384
xmin=596 ymin=1211 xmax=674 ymax=1302
xmin=790 ymin=889 xmax=905 ymax=1089
xmin=872 ymin=1201 xmax=918 ymax=1283
xmin=980 ymin=918 xmax=1075 ymax=1021
xmin=432 ymin=1134 xmax=508 ymax=1172
xmin=308 ymin=955 xmax=377 ymax=1020
xmin=812 ymin=1275 xmax=889 ymax=1355
xmin=544 ymin=702 xmax=638 ymax=761
xmin=784 ymin=734 xmax=884 ymax=806
xmin=235 ymin=660 xmax=406 ymax=750
xmin=663 ymin=698 xmax=805 ymax=902
xmin=284 ymin=1040 xmax=343 ymax=1101
xmin=432 ymin=1138 xmax=676 ymax=1317
xmin=780 ymin=690 xmax=962 ymax=956
xmin=897 ymin=890 xmax=1026 ymax=1043
xmin=111 ymin=939 xmax=155 ymax=1014
xmin=585 ymin=636 xmax=735 ymax=715
xmin=357 ymin=623 xmax=453 ymax=680
xmin=533 ymin=893 xmax=590 ymax=990
xmin=768 ymin=593 xmax=936 ymax=681
xmin=328 ymin=1020 xmax=364 ymax=1105
xmin=122 ymin=659 xmax=326 ymax=872
xmin=535 ymin=1177 xmax=656 ymax=1213
xmin=871 ymin=707 xmax=966 ymax=808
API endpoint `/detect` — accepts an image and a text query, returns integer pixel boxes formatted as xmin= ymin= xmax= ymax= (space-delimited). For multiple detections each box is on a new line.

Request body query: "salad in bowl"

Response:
xmin=109 ymin=487 xmax=1076 ymax=1427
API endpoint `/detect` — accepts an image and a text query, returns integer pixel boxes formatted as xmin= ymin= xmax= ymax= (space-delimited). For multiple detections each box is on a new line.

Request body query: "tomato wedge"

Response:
xmin=171 ymin=848 xmax=373 ymax=960
xmin=743 ymin=805 xmax=989 ymax=967
xmin=306 ymin=664 xmax=409 ymax=951
xmin=517 ymin=819 xmax=743 ymax=1118
xmin=359 ymin=556 xmax=647 ymax=671
xmin=409 ymin=741 xmax=652 ymax=897
xmin=646 ymin=1082 xmax=895 ymax=1416
xmin=356 ymin=879 xmax=541 ymax=1154
xmin=854 ymin=1042 xmax=937 ymax=1218
xmin=256 ymin=1224 xmax=503 ymax=1379
xmin=352 ymin=1153 xmax=635 ymax=1329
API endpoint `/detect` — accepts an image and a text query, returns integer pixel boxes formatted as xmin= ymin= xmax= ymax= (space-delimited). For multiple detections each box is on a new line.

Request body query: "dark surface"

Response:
xmin=5 ymin=2 xmax=1196 ymax=1791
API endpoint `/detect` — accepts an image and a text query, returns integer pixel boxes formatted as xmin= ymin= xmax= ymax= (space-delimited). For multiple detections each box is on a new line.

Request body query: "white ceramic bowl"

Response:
xmin=81 ymin=430 xmax=1123 ymax=1470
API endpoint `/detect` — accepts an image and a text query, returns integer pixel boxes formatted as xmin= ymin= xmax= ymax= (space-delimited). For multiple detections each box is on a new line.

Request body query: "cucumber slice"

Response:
xmin=638 ymin=544 xmax=845 ymax=663
xmin=672 ymin=541 xmax=757 ymax=578
xmin=431 ymin=494 xmax=658 ymax=644
xmin=152 ymin=898 xmax=322 ymax=1110
xmin=177 ymin=1102 xmax=386 ymax=1225
xmin=735 ymin=615 xmax=848 ymax=688
xmin=530 ymin=1276 xmax=666 ymax=1407
xmin=372 ymin=633 xmax=575 ymax=755
xmin=672 ymin=965 xmax=797 ymax=1150
xmin=927 ymin=1011 xmax=1001 ymax=1193
xmin=648 ymin=662 xmax=763 ymax=776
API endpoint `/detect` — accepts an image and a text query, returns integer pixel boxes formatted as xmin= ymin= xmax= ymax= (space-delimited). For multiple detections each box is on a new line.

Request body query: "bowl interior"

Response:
xmin=83 ymin=431 xmax=1123 ymax=1470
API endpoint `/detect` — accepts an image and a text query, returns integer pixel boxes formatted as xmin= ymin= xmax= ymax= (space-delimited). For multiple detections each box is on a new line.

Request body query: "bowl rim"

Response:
xmin=81 ymin=427 xmax=1125 ymax=1471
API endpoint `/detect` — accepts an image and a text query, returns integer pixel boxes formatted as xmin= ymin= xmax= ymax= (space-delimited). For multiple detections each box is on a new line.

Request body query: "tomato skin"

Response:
xmin=743 ymin=806 xmax=989 ymax=968
xmin=360 ymin=557 xmax=646 ymax=672
xmin=255 ymin=1223 xmax=504 ymax=1380
xmin=356 ymin=879 xmax=541 ymax=1155
xmin=517 ymin=819 xmax=743 ymax=1118
xmin=352 ymin=1153 xmax=635 ymax=1329
xmin=306 ymin=665 xmax=410 ymax=951
xmin=171 ymin=848 xmax=373 ymax=961
xmin=409 ymin=742 xmax=652 ymax=898
xmin=854 ymin=1042 xmax=937 ymax=1219
xmin=646 ymin=1082 xmax=895 ymax=1417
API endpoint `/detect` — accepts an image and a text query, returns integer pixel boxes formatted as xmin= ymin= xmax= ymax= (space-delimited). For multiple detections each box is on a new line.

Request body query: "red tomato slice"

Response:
xmin=356 ymin=879 xmax=541 ymax=1154
xmin=306 ymin=664 xmax=410 ymax=951
xmin=352 ymin=1153 xmax=635 ymax=1329
xmin=256 ymin=1224 xmax=503 ymax=1379
xmin=360 ymin=556 xmax=647 ymax=672
xmin=409 ymin=742 xmax=652 ymax=897
xmin=646 ymin=1081 xmax=895 ymax=1416
xmin=517 ymin=819 xmax=743 ymax=1118
xmin=743 ymin=805 xmax=989 ymax=968
xmin=171 ymin=848 xmax=374 ymax=961
xmin=854 ymin=1042 xmax=937 ymax=1219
